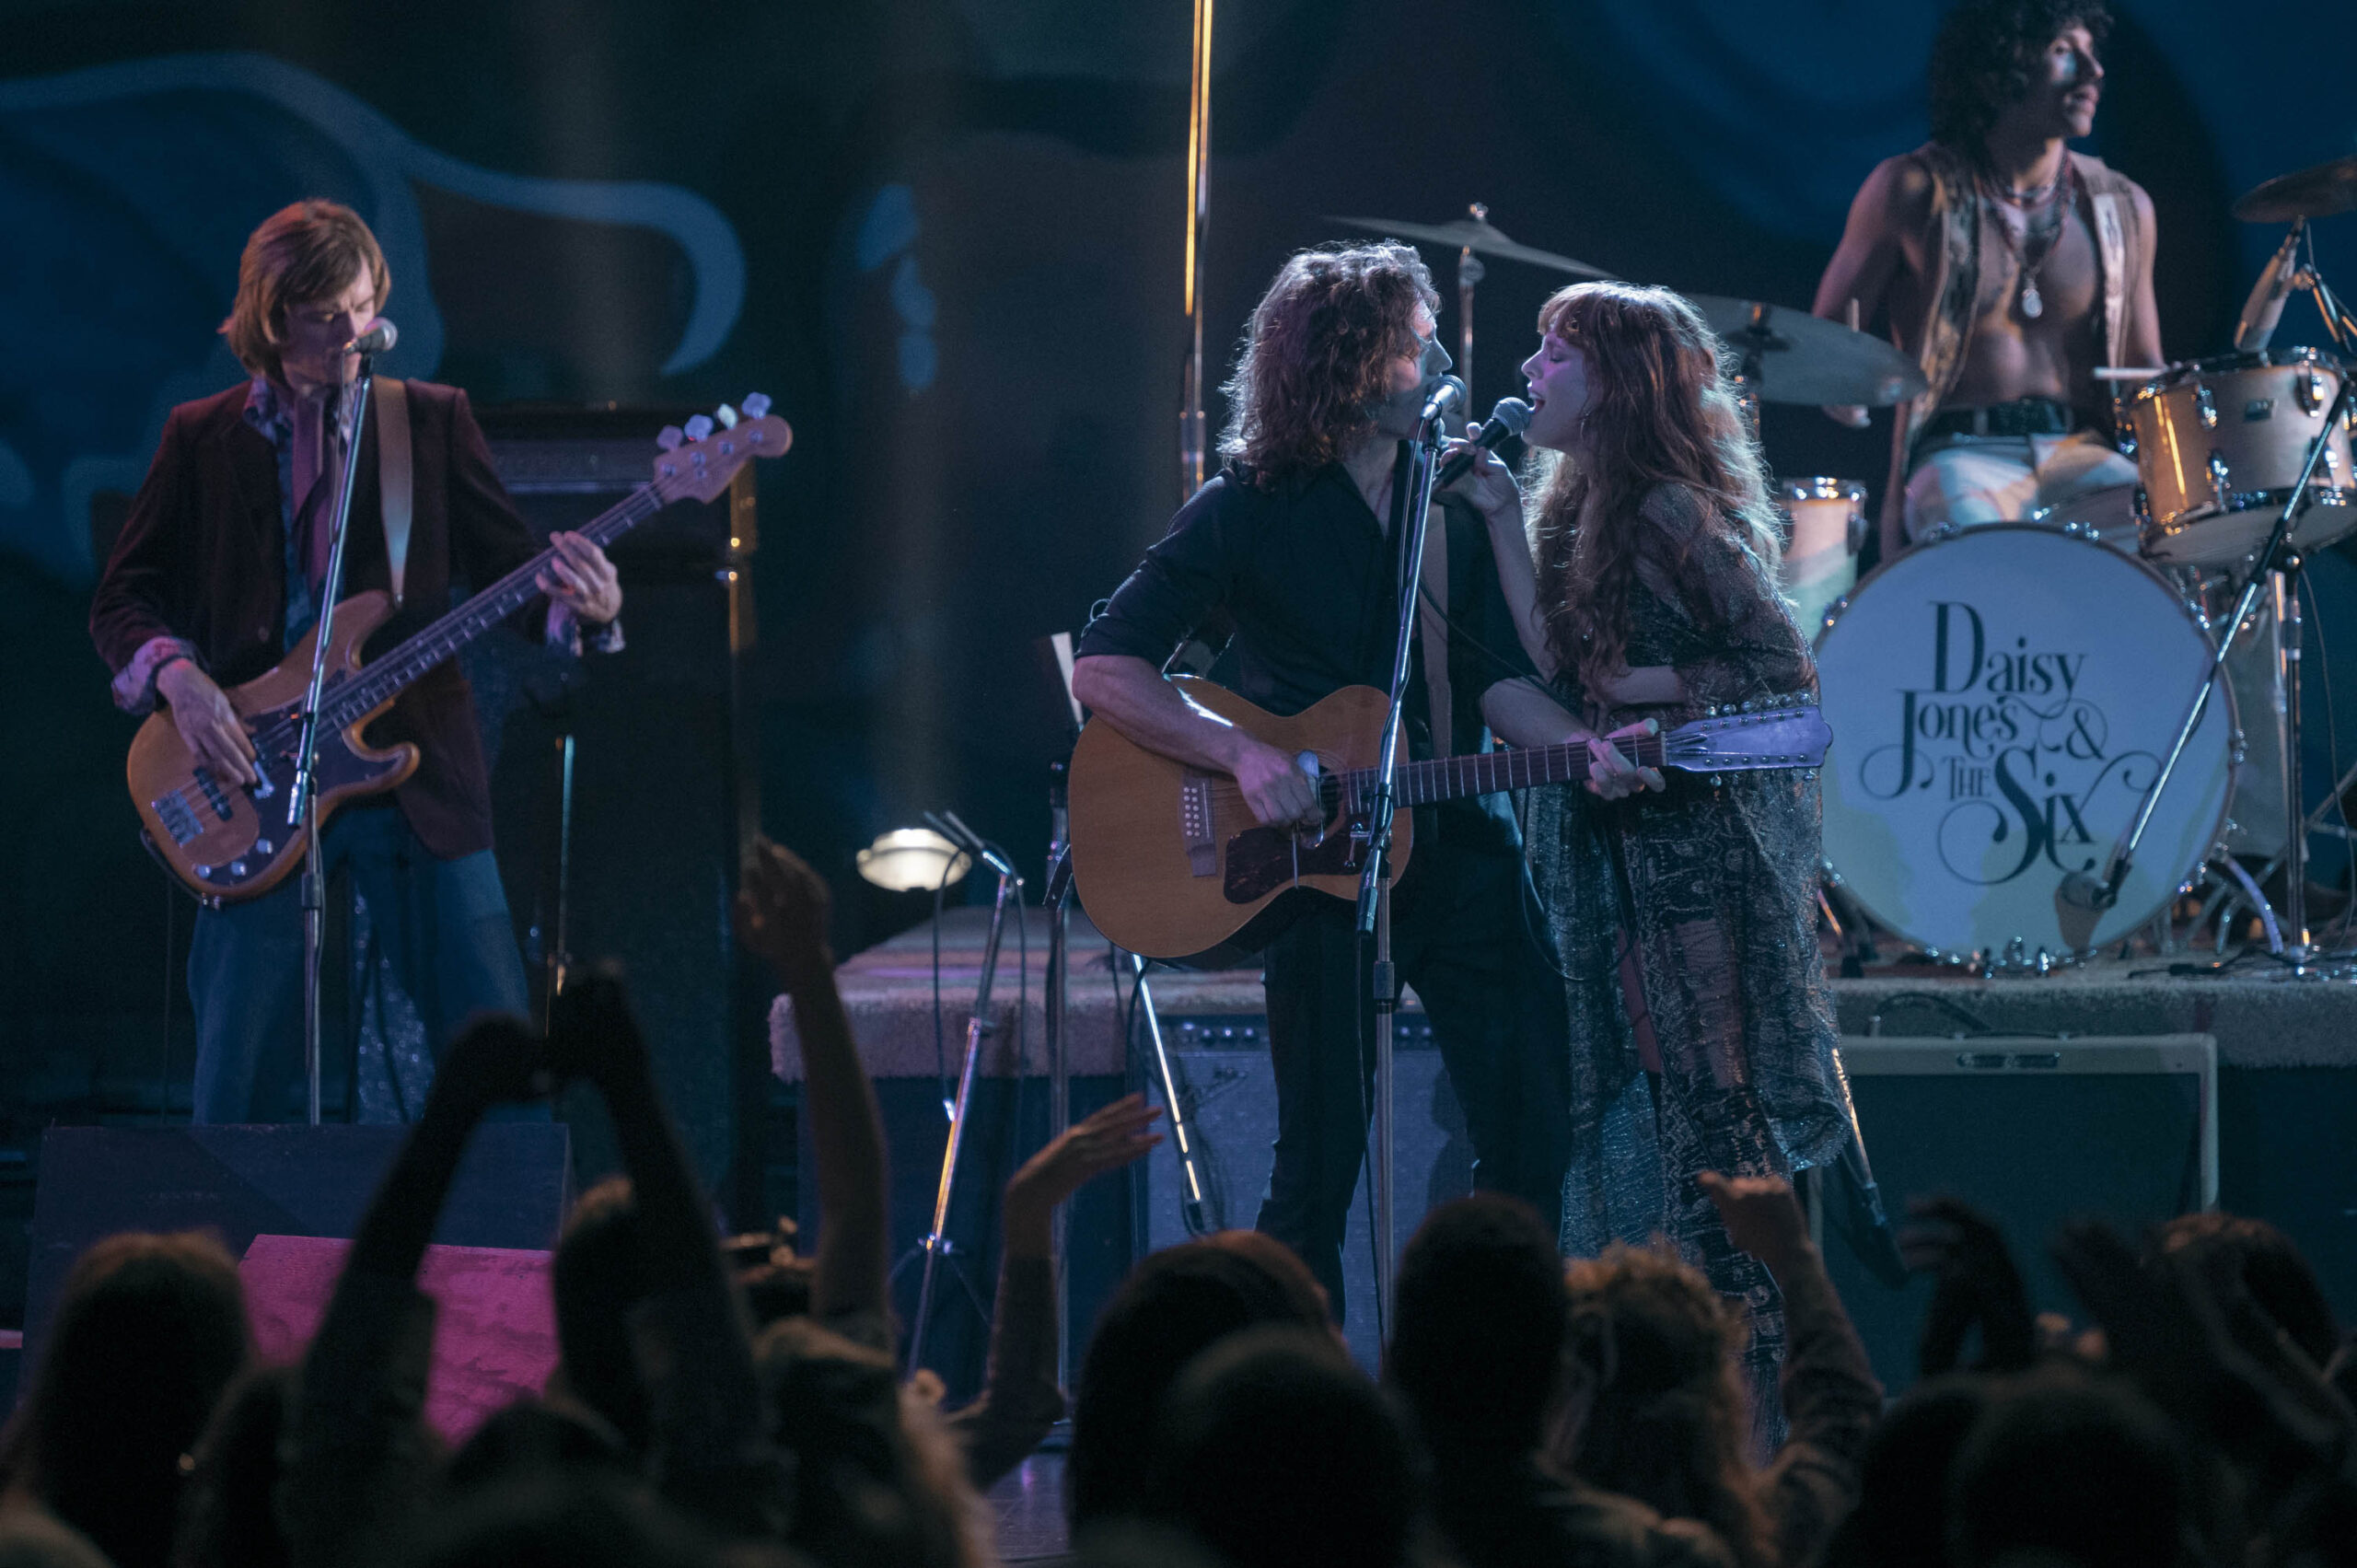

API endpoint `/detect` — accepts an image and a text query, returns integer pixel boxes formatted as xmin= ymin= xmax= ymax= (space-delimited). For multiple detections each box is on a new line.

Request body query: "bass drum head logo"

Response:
xmin=1816 ymin=526 xmax=2233 ymax=956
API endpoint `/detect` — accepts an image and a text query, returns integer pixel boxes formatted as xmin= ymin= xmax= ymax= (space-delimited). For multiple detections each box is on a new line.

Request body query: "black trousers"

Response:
xmin=1255 ymin=803 xmax=1573 ymax=1320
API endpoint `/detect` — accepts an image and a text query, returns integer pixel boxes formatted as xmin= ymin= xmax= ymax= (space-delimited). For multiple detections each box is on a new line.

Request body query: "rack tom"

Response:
xmin=2127 ymin=348 xmax=2357 ymax=565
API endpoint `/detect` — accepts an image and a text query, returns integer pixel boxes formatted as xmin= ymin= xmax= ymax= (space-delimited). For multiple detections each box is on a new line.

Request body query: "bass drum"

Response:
xmin=1815 ymin=524 xmax=2235 ymax=958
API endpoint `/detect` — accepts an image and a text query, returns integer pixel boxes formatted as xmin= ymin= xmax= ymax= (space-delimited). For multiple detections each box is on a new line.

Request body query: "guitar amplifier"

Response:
xmin=1824 ymin=1033 xmax=2217 ymax=1393
xmin=1136 ymin=1011 xmax=1467 ymax=1367
xmin=445 ymin=407 xmax=764 ymax=1214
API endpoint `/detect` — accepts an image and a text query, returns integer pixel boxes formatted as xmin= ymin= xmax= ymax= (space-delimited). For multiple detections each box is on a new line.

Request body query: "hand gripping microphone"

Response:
xmin=1436 ymin=397 xmax=1533 ymax=486
xmin=343 ymin=319 xmax=399 ymax=355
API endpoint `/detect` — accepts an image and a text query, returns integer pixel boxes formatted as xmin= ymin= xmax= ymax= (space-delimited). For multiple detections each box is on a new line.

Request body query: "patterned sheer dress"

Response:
xmin=1524 ymin=483 xmax=1852 ymax=1444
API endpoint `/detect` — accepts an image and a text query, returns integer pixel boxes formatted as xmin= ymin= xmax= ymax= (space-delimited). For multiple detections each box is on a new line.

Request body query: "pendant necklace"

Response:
xmin=1983 ymin=158 xmax=2073 ymax=320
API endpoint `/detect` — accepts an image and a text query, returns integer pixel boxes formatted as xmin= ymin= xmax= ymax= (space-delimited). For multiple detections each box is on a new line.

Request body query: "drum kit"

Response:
xmin=1344 ymin=156 xmax=2357 ymax=976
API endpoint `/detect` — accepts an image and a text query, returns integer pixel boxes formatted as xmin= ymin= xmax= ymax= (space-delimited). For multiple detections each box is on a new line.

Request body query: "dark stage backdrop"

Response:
xmin=6 ymin=2 xmax=2356 ymax=1150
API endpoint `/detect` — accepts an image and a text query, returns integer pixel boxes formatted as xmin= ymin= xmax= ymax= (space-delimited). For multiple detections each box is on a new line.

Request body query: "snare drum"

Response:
xmin=1776 ymin=477 xmax=1867 ymax=633
xmin=1816 ymin=524 xmax=2235 ymax=958
xmin=2127 ymin=348 xmax=2357 ymax=565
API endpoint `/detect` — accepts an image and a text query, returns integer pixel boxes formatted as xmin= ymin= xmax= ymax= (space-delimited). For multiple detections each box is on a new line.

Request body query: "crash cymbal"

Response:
xmin=1687 ymin=293 xmax=1928 ymax=406
xmin=1324 ymin=214 xmax=1611 ymax=278
xmin=2234 ymin=154 xmax=2357 ymax=223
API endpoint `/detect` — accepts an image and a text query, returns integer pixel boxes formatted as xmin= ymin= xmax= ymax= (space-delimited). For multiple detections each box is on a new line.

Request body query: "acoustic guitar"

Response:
xmin=128 ymin=398 xmax=791 ymax=903
xmin=1067 ymin=677 xmax=1831 ymax=958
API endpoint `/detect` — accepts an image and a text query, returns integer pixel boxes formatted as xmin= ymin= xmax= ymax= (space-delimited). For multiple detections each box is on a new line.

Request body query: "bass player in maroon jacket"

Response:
xmin=90 ymin=200 xmax=622 ymax=1123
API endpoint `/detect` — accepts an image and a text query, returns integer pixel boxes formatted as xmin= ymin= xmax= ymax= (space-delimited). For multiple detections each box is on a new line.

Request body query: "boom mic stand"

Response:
xmin=289 ymin=355 xmax=379 ymax=1127
xmin=900 ymin=810 xmax=1019 ymax=1373
xmin=1356 ymin=384 xmax=1456 ymax=1327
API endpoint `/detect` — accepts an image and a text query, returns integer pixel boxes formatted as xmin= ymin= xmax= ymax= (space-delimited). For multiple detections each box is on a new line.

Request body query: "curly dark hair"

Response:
xmin=1927 ymin=0 xmax=2112 ymax=149
xmin=1217 ymin=241 xmax=1438 ymax=489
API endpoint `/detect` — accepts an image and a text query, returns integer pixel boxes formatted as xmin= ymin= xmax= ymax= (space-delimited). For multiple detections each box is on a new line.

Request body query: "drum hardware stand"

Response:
xmin=1040 ymin=764 xmax=1074 ymax=1386
xmin=2061 ymin=369 xmax=2355 ymax=975
xmin=290 ymin=354 xmax=380 ymax=1129
xmin=1457 ymin=203 xmax=1487 ymax=399
xmin=1357 ymin=385 xmax=1455 ymax=1329
xmin=898 ymin=810 xmax=1019 ymax=1374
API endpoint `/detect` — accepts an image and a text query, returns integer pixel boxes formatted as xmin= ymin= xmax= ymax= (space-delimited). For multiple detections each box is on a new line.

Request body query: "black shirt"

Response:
xmin=1074 ymin=457 xmax=1538 ymax=766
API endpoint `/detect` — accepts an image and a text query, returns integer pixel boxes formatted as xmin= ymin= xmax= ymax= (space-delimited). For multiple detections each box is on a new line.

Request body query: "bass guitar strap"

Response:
xmin=375 ymin=376 xmax=414 ymax=604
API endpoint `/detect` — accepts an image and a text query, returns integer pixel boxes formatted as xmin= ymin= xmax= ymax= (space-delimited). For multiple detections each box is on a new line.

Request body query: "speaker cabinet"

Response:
xmin=1824 ymin=1034 xmax=2216 ymax=1393
xmin=464 ymin=408 xmax=764 ymax=1214
xmin=1136 ymin=1015 xmax=1465 ymax=1365
xmin=23 ymin=1123 xmax=571 ymax=1394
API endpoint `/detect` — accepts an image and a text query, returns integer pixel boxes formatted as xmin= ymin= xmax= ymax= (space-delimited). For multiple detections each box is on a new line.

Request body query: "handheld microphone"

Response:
xmin=344 ymin=319 xmax=399 ymax=356
xmin=1418 ymin=375 xmax=1467 ymax=425
xmin=1436 ymin=397 xmax=1533 ymax=486
xmin=2233 ymin=224 xmax=2305 ymax=353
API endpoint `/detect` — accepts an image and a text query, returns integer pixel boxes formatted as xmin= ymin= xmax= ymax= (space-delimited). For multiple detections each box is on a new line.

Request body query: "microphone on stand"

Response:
xmin=2233 ymin=223 xmax=2305 ymax=353
xmin=343 ymin=319 xmax=399 ymax=356
xmin=1418 ymin=375 xmax=1468 ymax=425
xmin=1436 ymin=397 xmax=1533 ymax=486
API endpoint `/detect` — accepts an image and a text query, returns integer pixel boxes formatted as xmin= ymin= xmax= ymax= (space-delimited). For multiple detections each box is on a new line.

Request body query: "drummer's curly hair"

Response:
xmin=1928 ymin=0 xmax=2112 ymax=149
xmin=1524 ymin=283 xmax=1787 ymax=714
xmin=1217 ymin=242 xmax=1438 ymax=491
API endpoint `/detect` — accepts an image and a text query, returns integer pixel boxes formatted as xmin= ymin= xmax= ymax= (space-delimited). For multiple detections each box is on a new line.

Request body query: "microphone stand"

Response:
xmin=2061 ymin=367 xmax=2354 ymax=968
xmin=900 ymin=809 xmax=1019 ymax=1374
xmin=1355 ymin=399 xmax=1450 ymax=1328
xmin=289 ymin=359 xmax=377 ymax=1127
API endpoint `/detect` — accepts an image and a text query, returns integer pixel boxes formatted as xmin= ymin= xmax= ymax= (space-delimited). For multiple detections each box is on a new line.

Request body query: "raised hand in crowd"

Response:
xmin=1004 ymin=1094 xmax=1165 ymax=1261
xmin=1899 ymin=1195 xmax=2037 ymax=1377
xmin=733 ymin=834 xmax=888 ymax=1330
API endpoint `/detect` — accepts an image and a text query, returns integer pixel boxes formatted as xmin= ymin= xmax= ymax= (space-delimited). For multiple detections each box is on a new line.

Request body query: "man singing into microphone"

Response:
xmin=1072 ymin=241 xmax=1582 ymax=1314
xmin=1812 ymin=0 xmax=2161 ymax=558
xmin=90 ymin=199 xmax=623 ymax=1122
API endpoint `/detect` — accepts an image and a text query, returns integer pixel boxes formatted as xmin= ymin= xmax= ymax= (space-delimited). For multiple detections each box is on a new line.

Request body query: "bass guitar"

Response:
xmin=1067 ymin=677 xmax=1831 ymax=958
xmin=129 ymin=397 xmax=791 ymax=902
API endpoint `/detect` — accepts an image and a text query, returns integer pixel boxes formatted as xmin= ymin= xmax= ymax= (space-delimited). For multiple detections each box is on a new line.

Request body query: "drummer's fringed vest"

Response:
xmin=1878 ymin=143 xmax=2149 ymax=538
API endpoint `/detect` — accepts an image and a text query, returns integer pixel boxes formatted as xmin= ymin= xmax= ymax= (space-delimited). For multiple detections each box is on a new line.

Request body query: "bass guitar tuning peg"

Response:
xmin=684 ymin=414 xmax=715 ymax=442
xmin=714 ymin=403 xmax=739 ymax=430
xmin=742 ymin=392 xmax=772 ymax=419
xmin=656 ymin=425 xmax=685 ymax=451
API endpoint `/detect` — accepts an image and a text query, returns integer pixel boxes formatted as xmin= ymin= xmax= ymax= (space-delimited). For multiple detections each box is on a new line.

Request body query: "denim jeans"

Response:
xmin=186 ymin=802 xmax=529 ymax=1123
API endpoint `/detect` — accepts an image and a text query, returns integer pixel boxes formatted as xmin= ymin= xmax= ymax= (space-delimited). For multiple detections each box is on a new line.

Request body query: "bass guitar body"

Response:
xmin=1068 ymin=679 xmax=1411 ymax=960
xmin=127 ymin=590 xmax=416 ymax=902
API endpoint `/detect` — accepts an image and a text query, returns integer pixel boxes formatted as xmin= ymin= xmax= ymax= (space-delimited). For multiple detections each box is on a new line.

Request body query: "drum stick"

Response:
xmin=1846 ymin=298 xmax=1861 ymax=332
xmin=2093 ymin=366 xmax=2171 ymax=380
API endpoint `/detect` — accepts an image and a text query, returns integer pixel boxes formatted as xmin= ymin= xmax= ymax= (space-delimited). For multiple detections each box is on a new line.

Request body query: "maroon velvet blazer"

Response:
xmin=89 ymin=379 xmax=547 ymax=861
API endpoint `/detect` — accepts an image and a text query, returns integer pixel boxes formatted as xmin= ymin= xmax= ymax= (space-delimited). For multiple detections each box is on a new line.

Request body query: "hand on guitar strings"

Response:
xmin=536 ymin=529 xmax=623 ymax=625
xmin=1584 ymin=720 xmax=1664 ymax=800
xmin=157 ymin=657 xmax=260 ymax=788
xmin=1231 ymin=737 xmax=1325 ymax=834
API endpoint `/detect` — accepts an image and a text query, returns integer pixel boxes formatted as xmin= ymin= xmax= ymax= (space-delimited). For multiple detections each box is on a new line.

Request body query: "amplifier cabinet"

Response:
xmin=1826 ymin=1033 xmax=2216 ymax=1392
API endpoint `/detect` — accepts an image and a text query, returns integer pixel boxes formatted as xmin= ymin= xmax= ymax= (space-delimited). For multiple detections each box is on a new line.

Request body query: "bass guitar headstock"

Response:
xmin=1660 ymin=699 xmax=1832 ymax=773
xmin=651 ymin=393 xmax=794 ymax=503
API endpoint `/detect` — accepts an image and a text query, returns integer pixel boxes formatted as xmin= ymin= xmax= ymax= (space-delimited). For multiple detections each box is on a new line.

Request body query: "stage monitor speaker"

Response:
xmin=21 ymin=1123 xmax=572 ymax=1397
xmin=1823 ymin=1034 xmax=2216 ymax=1394
xmin=1137 ymin=1015 xmax=1465 ymax=1366
xmin=459 ymin=409 xmax=764 ymax=1218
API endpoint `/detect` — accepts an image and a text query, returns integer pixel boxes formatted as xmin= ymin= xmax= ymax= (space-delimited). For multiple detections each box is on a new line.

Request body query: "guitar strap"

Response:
xmin=375 ymin=376 xmax=414 ymax=605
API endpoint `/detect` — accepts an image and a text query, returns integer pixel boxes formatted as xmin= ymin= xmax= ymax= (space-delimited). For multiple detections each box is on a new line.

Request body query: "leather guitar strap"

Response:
xmin=376 ymin=376 xmax=414 ymax=605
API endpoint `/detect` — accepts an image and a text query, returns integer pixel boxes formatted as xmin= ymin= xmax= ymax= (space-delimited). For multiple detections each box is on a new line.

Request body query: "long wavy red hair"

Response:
xmin=1217 ymin=242 xmax=1437 ymax=489
xmin=1525 ymin=283 xmax=1781 ymax=705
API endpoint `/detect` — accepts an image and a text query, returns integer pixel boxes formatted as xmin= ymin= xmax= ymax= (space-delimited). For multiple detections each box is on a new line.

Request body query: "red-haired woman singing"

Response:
xmin=1446 ymin=282 xmax=1854 ymax=1443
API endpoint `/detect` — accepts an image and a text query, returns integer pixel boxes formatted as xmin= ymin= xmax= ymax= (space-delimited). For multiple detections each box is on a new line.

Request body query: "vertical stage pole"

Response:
xmin=1179 ymin=0 xmax=1213 ymax=501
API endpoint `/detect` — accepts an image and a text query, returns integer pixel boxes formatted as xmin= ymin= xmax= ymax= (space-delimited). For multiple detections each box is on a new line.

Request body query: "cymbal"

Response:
xmin=1687 ymin=293 xmax=1928 ymax=406
xmin=2234 ymin=154 xmax=2357 ymax=223
xmin=1324 ymin=214 xmax=1611 ymax=278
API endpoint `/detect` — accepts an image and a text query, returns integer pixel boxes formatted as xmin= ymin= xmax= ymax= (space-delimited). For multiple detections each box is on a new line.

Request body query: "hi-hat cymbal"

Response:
xmin=1324 ymin=214 xmax=1611 ymax=278
xmin=1687 ymin=293 xmax=1928 ymax=406
xmin=2234 ymin=154 xmax=2357 ymax=223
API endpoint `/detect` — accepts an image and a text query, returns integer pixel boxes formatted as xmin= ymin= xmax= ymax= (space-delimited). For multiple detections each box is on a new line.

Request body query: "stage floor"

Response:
xmin=772 ymin=906 xmax=2357 ymax=1081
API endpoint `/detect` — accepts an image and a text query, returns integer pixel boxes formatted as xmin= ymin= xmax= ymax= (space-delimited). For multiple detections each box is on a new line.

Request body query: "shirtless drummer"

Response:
xmin=1813 ymin=0 xmax=2162 ymax=561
